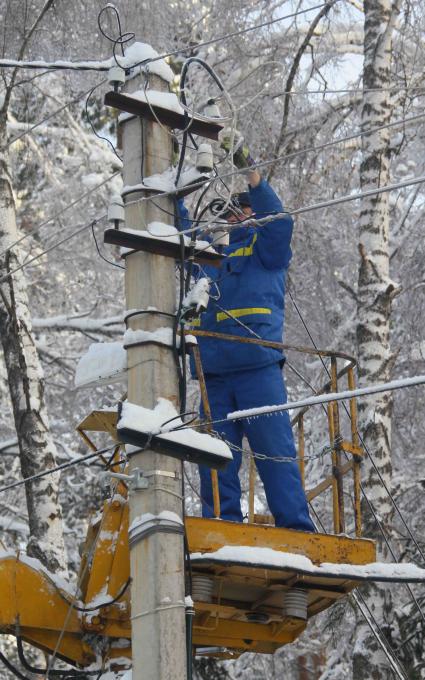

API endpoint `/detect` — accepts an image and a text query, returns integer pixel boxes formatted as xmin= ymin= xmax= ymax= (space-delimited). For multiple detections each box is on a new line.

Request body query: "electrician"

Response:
xmin=180 ymin=135 xmax=314 ymax=532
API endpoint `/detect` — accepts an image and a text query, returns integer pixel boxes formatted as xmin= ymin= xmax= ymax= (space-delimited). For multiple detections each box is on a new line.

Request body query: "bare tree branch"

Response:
xmin=268 ymin=0 xmax=339 ymax=182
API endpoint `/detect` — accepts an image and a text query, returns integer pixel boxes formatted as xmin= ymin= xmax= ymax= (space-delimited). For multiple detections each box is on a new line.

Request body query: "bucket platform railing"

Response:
xmin=3 ymin=333 xmax=420 ymax=665
xmin=188 ymin=329 xmax=363 ymax=537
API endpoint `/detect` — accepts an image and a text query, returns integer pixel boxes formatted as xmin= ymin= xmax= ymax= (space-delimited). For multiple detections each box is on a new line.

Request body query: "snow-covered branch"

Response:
xmin=33 ymin=313 xmax=124 ymax=334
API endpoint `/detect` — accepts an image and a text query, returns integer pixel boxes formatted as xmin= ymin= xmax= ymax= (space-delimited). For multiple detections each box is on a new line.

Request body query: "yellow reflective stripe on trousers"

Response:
xmin=216 ymin=307 xmax=272 ymax=322
xmin=228 ymin=233 xmax=258 ymax=257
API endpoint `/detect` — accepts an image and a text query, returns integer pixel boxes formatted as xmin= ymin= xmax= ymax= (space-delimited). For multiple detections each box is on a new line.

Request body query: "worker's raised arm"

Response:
xmin=249 ymin=177 xmax=294 ymax=270
xmin=219 ymin=131 xmax=294 ymax=270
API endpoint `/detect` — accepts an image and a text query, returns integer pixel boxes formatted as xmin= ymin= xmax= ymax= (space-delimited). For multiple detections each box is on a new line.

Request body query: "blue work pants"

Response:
xmin=199 ymin=363 xmax=315 ymax=532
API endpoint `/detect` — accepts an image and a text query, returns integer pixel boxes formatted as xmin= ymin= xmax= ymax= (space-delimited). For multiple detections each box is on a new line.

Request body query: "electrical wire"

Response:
xmin=184 ymin=468 xmax=214 ymax=516
xmin=310 ymin=512 xmax=410 ymax=679
xmin=85 ymin=81 xmax=122 ymax=162
xmin=44 ymin=446 xmax=134 ymax=678
xmin=54 ymin=577 xmax=131 ymax=614
xmin=91 ymin=221 xmax=125 ymax=269
xmin=0 ymin=172 xmax=119 ymax=260
xmin=0 ymin=214 xmax=107 ymax=287
xmin=97 ymin=5 xmax=126 ymax=57
xmin=0 ymin=3 xmax=336 ymax=75
xmin=0 ymin=443 xmax=117 ymax=495
xmin=351 ymin=591 xmax=409 ymax=680
xmin=127 ymin=3 xmax=335 ymax=70
xmin=145 ymin=169 xmax=425 ymax=243
xmin=3 ymin=81 xmax=106 ymax=150
xmin=128 ymin=109 xmax=425 ymax=217
xmin=182 ymin=374 xmax=425 ymax=427
xmin=285 ymin=292 xmax=425 ymax=635
xmin=0 ymin=650 xmax=31 ymax=680
xmin=16 ymin=636 xmax=98 ymax=678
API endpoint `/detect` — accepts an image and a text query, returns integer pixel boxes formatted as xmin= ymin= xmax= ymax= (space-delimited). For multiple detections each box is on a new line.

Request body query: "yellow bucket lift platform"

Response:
xmin=0 ymin=495 xmax=376 ymax=665
xmin=0 ymin=341 xmax=424 ymax=670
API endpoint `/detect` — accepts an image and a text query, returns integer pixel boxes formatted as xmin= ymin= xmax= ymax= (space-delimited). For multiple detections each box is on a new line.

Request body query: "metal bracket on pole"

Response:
xmin=102 ymin=468 xmax=149 ymax=489
xmin=103 ymin=468 xmax=181 ymax=490
xmin=143 ymin=469 xmax=181 ymax=481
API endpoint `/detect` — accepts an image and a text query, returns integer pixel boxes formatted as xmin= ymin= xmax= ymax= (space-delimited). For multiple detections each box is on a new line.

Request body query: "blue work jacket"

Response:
xmin=180 ymin=180 xmax=294 ymax=375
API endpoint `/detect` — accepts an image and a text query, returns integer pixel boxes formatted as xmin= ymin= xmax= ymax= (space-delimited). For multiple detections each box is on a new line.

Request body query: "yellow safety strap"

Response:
xmin=216 ymin=307 xmax=272 ymax=322
xmin=228 ymin=233 xmax=258 ymax=257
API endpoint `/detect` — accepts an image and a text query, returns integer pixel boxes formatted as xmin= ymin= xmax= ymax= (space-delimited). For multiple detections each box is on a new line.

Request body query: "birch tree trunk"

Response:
xmin=0 ymin=141 xmax=67 ymax=575
xmin=353 ymin=0 xmax=401 ymax=676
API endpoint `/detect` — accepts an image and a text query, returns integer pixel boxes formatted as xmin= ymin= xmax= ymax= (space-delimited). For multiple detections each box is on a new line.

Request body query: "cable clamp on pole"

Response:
xmin=143 ymin=469 xmax=181 ymax=481
xmin=102 ymin=468 xmax=149 ymax=489
xmin=128 ymin=510 xmax=184 ymax=546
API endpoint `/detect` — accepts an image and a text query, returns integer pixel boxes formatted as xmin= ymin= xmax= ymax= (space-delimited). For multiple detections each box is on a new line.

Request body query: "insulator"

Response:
xmin=193 ymin=277 xmax=210 ymax=313
xmin=108 ymin=65 xmax=126 ymax=91
xmin=196 ymin=143 xmax=214 ymax=173
xmin=192 ymin=574 xmax=215 ymax=603
xmin=203 ymin=99 xmax=221 ymax=118
xmin=182 ymin=278 xmax=210 ymax=320
xmin=282 ymin=588 xmax=308 ymax=620
xmin=108 ymin=194 xmax=125 ymax=225
xmin=212 ymin=228 xmax=229 ymax=247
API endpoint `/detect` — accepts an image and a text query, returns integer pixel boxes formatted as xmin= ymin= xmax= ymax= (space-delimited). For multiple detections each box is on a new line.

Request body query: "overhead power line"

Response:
xmin=0 ymin=214 xmax=106 ymax=286
xmin=290 ymin=173 xmax=425 ymax=216
xmin=225 ymin=374 xmax=425 ymax=423
xmin=0 ymin=444 xmax=117 ymax=495
xmin=136 ymin=170 xmax=425 ymax=241
xmin=129 ymin=110 xmax=425 ymax=219
xmin=0 ymin=172 xmax=119 ymax=260
xmin=0 ymin=3 xmax=332 ymax=73
xmin=4 ymin=80 xmax=106 ymax=150
xmin=174 ymin=374 xmax=425 ymax=432
xmin=0 ymin=57 xmax=112 ymax=72
xmin=132 ymin=2 xmax=334 ymax=66
xmin=249 ymin=111 xmax=425 ymax=176
xmin=287 ymin=292 xmax=425 ymax=636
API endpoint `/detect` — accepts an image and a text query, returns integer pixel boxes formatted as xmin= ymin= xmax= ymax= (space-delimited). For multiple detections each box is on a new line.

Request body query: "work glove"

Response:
xmin=219 ymin=129 xmax=256 ymax=171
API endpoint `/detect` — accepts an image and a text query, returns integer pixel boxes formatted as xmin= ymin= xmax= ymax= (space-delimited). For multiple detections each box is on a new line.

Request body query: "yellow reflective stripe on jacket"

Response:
xmin=188 ymin=317 xmax=201 ymax=327
xmin=228 ymin=233 xmax=258 ymax=257
xmin=216 ymin=307 xmax=272 ymax=322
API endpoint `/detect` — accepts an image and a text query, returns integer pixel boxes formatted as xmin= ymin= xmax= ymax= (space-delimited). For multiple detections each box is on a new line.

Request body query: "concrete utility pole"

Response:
xmin=122 ymin=68 xmax=187 ymax=678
